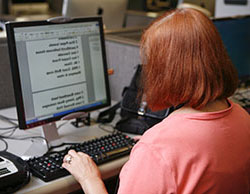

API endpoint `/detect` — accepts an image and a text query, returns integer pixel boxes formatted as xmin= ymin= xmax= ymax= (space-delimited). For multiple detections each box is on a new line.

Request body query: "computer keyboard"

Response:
xmin=27 ymin=132 xmax=137 ymax=182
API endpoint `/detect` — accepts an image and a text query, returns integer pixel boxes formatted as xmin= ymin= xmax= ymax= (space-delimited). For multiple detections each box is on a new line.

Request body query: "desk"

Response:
xmin=0 ymin=106 xmax=128 ymax=194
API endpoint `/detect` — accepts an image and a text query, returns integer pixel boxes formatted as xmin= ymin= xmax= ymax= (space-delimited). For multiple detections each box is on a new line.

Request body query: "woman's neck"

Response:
xmin=173 ymin=99 xmax=229 ymax=114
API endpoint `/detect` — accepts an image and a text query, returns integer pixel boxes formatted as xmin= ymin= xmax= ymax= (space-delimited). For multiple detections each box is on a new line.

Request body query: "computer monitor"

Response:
xmin=178 ymin=0 xmax=215 ymax=16
xmin=5 ymin=16 xmax=111 ymax=145
xmin=62 ymin=0 xmax=128 ymax=30
xmin=213 ymin=15 xmax=250 ymax=78
xmin=214 ymin=0 xmax=250 ymax=18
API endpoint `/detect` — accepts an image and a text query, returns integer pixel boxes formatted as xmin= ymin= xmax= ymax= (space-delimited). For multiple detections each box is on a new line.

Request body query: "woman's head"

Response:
xmin=140 ymin=8 xmax=238 ymax=111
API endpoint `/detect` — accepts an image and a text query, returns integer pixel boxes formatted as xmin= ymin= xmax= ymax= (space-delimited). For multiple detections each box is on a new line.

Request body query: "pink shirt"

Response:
xmin=118 ymin=101 xmax=250 ymax=194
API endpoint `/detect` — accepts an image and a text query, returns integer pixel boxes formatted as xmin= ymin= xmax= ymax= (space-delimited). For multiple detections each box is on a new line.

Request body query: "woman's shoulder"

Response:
xmin=139 ymin=100 xmax=250 ymax=145
xmin=139 ymin=115 xmax=187 ymax=144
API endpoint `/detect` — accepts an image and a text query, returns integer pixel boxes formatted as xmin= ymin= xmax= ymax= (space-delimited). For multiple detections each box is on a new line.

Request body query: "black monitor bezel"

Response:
xmin=6 ymin=16 xmax=111 ymax=129
xmin=11 ymin=0 xmax=46 ymax=3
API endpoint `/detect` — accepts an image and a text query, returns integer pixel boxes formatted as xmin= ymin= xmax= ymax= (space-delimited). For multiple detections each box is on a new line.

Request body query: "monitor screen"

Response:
xmin=213 ymin=15 xmax=250 ymax=78
xmin=6 ymin=17 xmax=111 ymax=130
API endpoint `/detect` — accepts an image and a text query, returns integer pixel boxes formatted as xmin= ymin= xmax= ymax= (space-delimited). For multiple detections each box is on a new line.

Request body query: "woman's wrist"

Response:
xmin=80 ymin=176 xmax=108 ymax=194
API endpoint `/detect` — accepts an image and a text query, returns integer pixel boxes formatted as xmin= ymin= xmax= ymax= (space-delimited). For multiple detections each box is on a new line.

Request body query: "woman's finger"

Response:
xmin=68 ymin=149 xmax=78 ymax=157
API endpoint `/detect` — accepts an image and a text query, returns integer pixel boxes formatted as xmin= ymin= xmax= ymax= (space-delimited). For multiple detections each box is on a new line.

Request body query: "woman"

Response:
xmin=62 ymin=8 xmax=250 ymax=194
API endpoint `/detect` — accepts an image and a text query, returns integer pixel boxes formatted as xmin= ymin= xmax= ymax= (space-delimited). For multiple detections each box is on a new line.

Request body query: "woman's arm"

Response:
xmin=62 ymin=150 xmax=108 ymax=194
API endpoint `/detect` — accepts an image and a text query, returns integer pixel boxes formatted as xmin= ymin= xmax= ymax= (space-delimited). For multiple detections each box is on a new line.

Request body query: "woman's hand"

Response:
xmin=62 ymin=150 xmax=108 ymax=194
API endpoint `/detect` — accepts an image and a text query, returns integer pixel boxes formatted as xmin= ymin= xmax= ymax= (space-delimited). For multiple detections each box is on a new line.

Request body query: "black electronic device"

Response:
xmin=97 ymin=65 xmax=173 ymax=135
xmin=27 ymin=132 xmax=137 ymax=182
xmin=224 ymin=0 xmax=248 ymax=5
xmin=5 ymin=16 xmax=111 ymax=145
xmin=11 ymin=0 xmax=46 ymax=3
xmin=0 ymin=151 xmax=30 ymax=194
xmin=116 ymin=65 xmax=172 ymax=134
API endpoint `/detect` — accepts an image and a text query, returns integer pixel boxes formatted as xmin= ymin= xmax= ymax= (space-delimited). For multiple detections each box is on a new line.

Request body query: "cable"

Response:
xmin=0 ymin=135 xmax=50 ymax=153
xmin=0 ymin=115 xmax=19 ymax=151
xmin=0 ymin=138 xmax=8 ymax=151
xmin=47 ymin=142 xmax=77 ymax=154
xmin=98 ymin=123 xmax=117 ymax=133
xmin=0 ymin=114 xmax=19 ymax=137
xmin=0 ymin=126 xmax=18 ymax=138
xmin=0 ymin=126 xmax=18 ymax=130
xmin=0 ymin=114 xmax=18 ymax=125
xmin=57 ymin=120 xmax=70 ymax=130
xmin=0 ymin=114 xmax=18 ymax=121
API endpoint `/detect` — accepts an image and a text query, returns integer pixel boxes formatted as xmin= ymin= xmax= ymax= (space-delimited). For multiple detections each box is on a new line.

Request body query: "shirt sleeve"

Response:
xmin=117 ymin=142 xmax=176 ymax=194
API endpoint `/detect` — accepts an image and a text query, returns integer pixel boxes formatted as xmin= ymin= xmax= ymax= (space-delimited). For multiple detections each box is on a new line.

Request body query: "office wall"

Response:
xmin=105 ymin=40 xmax=141 ymax=101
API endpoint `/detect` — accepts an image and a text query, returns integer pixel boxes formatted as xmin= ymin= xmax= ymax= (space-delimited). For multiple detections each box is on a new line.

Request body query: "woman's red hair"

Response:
xmin=140 ymin=8 xmax=238 ymax=110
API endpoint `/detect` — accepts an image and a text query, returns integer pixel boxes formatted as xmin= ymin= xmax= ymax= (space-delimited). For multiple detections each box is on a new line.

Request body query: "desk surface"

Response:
xmin=0 ymin=106 xmax=128 ymax=194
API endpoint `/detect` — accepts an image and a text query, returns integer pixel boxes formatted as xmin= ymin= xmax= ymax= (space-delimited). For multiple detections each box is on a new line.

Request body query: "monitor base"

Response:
xmin=42 ymin=122 xmax=62 ymax=147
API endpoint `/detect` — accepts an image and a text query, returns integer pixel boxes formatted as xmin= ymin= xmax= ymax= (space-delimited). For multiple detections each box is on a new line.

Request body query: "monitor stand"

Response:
xmin=23 ymin=123 xmax=66 ymax=158
xmin=41 ymin=122 xmax=62 ymax=147
xmin=22 ymin=123 xmax=59 ymax=158
xmin=23 ymin=112 xmax=89 ymax=158
xmin=41 ymin=112 xmax=90 ymax=147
